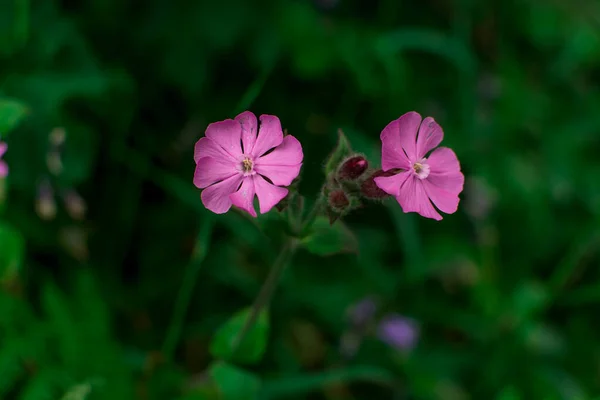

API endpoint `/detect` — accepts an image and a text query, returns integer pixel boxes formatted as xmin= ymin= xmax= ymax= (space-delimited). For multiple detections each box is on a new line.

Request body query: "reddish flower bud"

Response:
xmin=329 ymin=190 xmax=350 ymax=209
xmin=360 ymin=169 xmax=396 ymax=199
xmin=338 ymin=156 xmax=368 ymax=180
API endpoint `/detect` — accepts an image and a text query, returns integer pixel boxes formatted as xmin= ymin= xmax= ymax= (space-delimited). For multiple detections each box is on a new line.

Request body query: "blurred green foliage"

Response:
xmin=1 ymin=0 xmax=600 ymax=399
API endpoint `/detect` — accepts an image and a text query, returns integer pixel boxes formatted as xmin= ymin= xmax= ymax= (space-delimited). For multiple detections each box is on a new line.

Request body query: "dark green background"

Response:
xmin=1 ymin=0 xmax=600 ymax=398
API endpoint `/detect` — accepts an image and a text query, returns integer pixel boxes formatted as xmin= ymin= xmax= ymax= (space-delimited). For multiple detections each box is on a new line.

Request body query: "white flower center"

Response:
xmin=411 ymin=160 xmax=430 ymax=179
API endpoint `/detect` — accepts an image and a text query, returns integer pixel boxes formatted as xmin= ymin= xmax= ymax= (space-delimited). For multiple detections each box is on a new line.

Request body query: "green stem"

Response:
xmin=232 ymin=237 xmax=298 ymax=352
xmin=162 ymin=218 xmax=213 ymax=361
xmin=299 ymin=193 xmax=326 ymax=236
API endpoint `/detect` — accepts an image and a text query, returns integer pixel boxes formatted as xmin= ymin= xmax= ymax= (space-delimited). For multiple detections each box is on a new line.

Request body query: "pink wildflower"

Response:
xmin=374 ymin=111 xmax=464 ymax=221
xmin=0 ymin=142 xmax=8 ymax=178
xmin=193 ymin=111 xmax=303 ymax=216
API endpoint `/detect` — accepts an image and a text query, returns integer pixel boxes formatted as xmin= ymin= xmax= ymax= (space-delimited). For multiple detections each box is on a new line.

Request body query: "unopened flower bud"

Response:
xmin=328 ymin=190 xmax=349 ymax=210
xmin=338 ymin=156 xmax=368 ymax=180
xmin=360 ymin=169 xmax=396 ymax=199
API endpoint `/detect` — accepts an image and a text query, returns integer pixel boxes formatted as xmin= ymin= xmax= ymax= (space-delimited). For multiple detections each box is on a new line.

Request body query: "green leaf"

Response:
xmin=324 ymin=130 xmax=352 ymax=176
xmin=0 ymin=99 xmax=28 ymax=136
xmin=210 ymin=307 xmax=269 ymax=365
xmin=0 ymin=222 xmax=25 ymax=282
xmin=301 ymin=216 xmax=358 ymax=256
xmin=209 ymin=361 xmax=261 ymax=400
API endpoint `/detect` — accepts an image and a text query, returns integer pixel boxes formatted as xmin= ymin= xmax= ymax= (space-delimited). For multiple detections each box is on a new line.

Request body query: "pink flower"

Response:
xmin=193 ymin=111 xmax=303 ymax=216
xmin=0 ymin=142 xmax=8 ymax=178
xmin=374 ymin=112 xmax=464 ymax=221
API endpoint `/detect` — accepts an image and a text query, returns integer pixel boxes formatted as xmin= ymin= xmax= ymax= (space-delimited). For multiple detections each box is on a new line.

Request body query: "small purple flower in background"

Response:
xmin=0 ymin=142 xmax=8 ymax=178
xmin=374 ymin=111 xmax=464 ymax=220
xmin=193 ymin=111 xmax=303 ymax=216
xmin=346 ymin=296 xmax=378 ymax=328
xmin=377 ymin=313 xmax=419 ymax=351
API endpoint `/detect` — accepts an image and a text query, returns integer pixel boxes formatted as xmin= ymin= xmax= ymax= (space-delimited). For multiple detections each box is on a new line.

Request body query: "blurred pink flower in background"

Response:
xmin=194 ymin=111 xmax=303 ymax=216
xmin=0 ymin=142 xmax=8 ymax=178
xmin=377 ymin=314 xmax=419 ymax=351
xmin=374 ymin=111 xmax=464 ymax=220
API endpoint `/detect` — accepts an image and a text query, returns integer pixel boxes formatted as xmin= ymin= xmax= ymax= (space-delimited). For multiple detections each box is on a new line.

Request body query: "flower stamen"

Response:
xmin=411 ymin=161 xmax=430 ymax=179
xmin=242 ymin=157 xmax=253 ymax=173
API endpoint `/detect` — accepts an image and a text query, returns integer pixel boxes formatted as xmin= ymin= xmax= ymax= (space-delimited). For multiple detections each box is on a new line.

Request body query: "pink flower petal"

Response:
xmin=426 ymin=147 xmax=464 ymax=195
xmin=253 ymin=175 xmax=288 ymax=214
xmin=236 ymin=111 xmax=258 ymax=155
xmin=255 ymin=135 xmax=303 ymax=166
xmin=193 ymin=157 xmax=238 ymax=189
xmin=416 ymin=117 xmax=444 ymax=159
xmin=0 ymin=161 xmax=7 ymax=178
xmin=255 ymin=164 xmax=301 ymax=187
xmin=0 ymin=142 xmax=7 ymax=157
xmin=254 ymin=135 xmax=303 ymax=186
xmin=230 ymin=177 xmax=257 ymax=217
xmin=194 ymin=137 xmax=234 ymax=164
xmin=251 ymin=115 xmax=283 ymax=158
xmin=396 ymin=176 xmax=442 ymax=221
xmin=205 ymin=119 xmax=243 ymax=159
xmin=422 ymin=180 xmax=460 ymax=214
xmin=381 ymin=111 xmax=421 ymax=169
xmin=201 ymin=174 xmax=243 ymax=214
xmin=374 ymin=171 xmax=411 ymax=196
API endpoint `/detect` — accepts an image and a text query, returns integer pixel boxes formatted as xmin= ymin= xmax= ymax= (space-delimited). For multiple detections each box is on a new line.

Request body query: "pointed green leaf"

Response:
xmin=301 ymin=216 xmax=358 ymax=256
xmin=210 ymin=307 xmax=269 ymax=364
xmin=0 ymin=99 xmax=28 ymax=136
